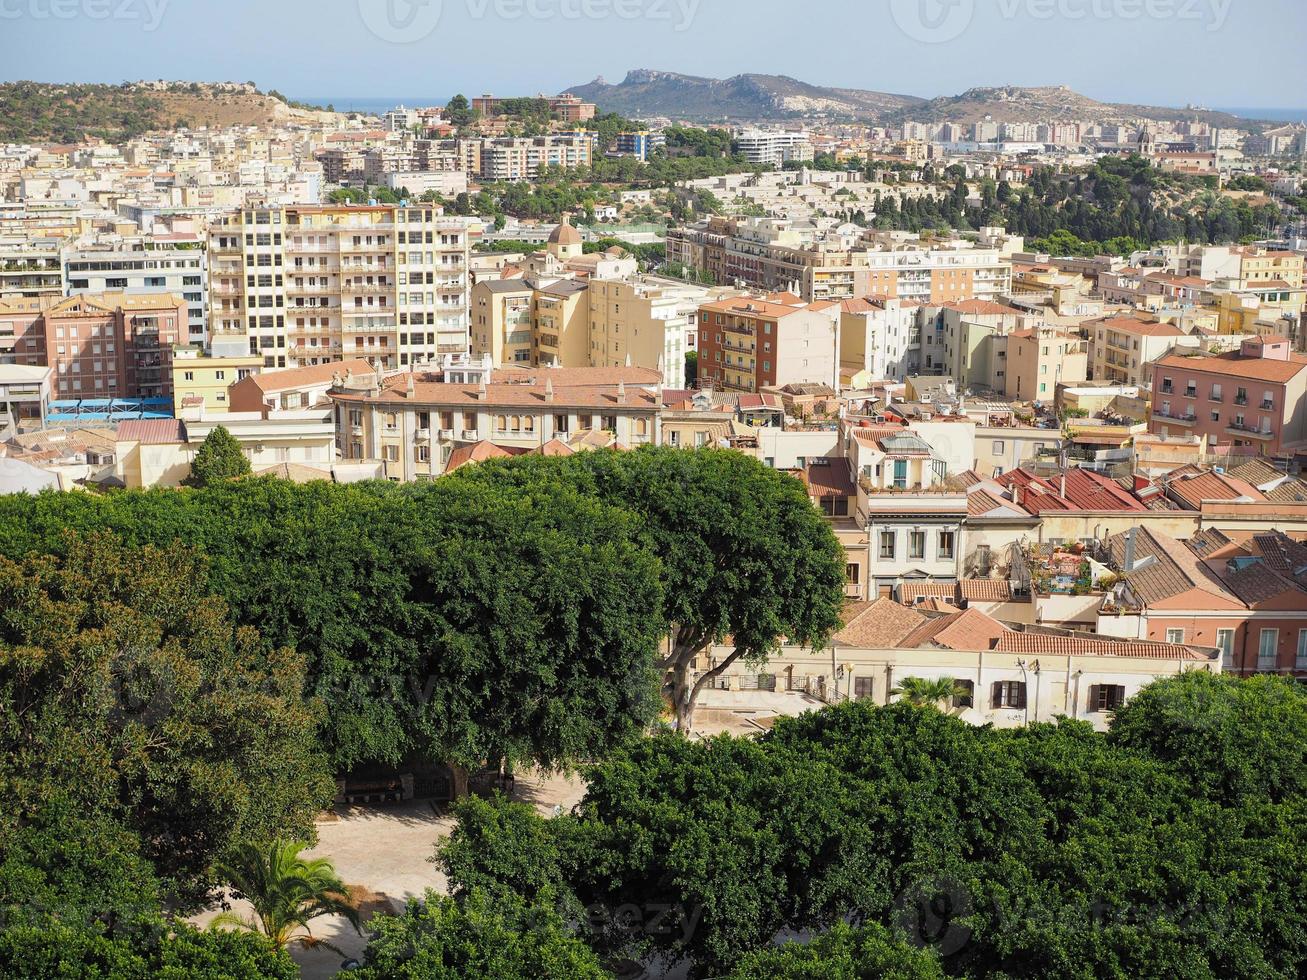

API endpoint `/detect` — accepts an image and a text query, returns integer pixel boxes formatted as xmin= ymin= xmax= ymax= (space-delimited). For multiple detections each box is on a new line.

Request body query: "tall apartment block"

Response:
xmin=64 ymin=245 xmax=207 ymax=345
xmin=207 ymin=204 xmax=472 ymax=372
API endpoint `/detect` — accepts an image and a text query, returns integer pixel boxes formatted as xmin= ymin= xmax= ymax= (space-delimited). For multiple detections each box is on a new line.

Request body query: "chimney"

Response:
xmin=1059 ymin=474 xmax=1067 ymax=499
xmin=406 ymin=372 xmax=415 ymax=398
xmin=1012 ymin=483 xmax=1021 ymax=507
xmin=617 ymin=380 xmax=627 ymax=405
xmin=1124 ymin=527 xmax=1136 ymax=572
xmin=477 ymin=378 xmax=487 ymax=401
xmin=544 ymin=377 xmax=554 ymax=403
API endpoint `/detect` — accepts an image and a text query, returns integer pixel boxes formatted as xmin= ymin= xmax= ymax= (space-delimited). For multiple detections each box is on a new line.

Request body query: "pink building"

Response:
xmin=1150 ymin=336 xmax=1307 ymax=456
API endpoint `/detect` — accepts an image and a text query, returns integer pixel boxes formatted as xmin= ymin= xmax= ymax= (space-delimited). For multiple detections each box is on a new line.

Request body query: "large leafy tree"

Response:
xmin=0 ymin=533 xmax=333 ymax=905
xmin=0 ymin=477 xmax=666 ymax=772
xmin=434 ymin=680 xmax=1307 ymax=978
xmin=451 ymin=448 xmax=847 ymax=730
xmin=183 ymin=425 xmax=251 ymax=487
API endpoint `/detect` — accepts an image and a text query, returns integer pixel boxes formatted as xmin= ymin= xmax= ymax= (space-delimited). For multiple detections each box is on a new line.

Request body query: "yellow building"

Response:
xmin=1004 ymin=327 xmax=1088 ymax=401
xmin=470 ymin=279 xmax=535 ymax=365
xmin=171 ymin=346 xmax=264 ymax=414
xmin=533 ymin=279 xmax=590 ymax=368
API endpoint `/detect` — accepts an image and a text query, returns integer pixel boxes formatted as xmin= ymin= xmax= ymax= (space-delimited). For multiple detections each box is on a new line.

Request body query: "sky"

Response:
xmin=1 ymin=0 xmax=1304 ymax=109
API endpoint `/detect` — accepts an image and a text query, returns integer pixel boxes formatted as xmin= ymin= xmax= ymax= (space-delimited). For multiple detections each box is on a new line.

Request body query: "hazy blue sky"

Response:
xmin=2 ymin=0 xmax=1304 ymax=108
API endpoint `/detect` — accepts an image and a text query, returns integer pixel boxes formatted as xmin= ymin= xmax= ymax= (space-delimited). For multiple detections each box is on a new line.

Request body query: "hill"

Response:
xmin=570 ymin=71 xmax=1270 ymax=130
xmin=890 ymin=84 xmax=1261 ymax=129
xmin=0 ymin=81 xmax=348 ymax=144
xmin=568 ymin=69 xmax=924 ymax=122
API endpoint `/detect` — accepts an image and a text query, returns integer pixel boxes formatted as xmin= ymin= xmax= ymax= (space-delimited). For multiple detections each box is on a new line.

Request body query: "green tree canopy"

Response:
xmin=431 ymin=677 xmax=1307 ymax=978
xmin=0 ymin=533 xmax=332 ymax=905
xmin=353 ymin=889 xmax=609 ymax=980
xmin=0 ymin=476 xmax=665 ymax=772
xmin=449 ymin=448 xmax=847 ymax=730
xmin=184 ymin=425 xmax=251 ymax=487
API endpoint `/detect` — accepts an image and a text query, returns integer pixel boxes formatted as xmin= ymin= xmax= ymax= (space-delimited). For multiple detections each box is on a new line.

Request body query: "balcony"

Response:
xmin=438 ymin=428 xmax=455 ymax=440
xmin=1153 ymin=410 xmax=1197 ymax=426
xmin=1226 ymin=423 xmax=1273 ymax=440
xmin=461 ymin=429 xmax=478 ymax=440
xmin=414 ymin=428 xmax=431 ymax=441
xmin=1261 ymin=400 xmax=1275 ymax=411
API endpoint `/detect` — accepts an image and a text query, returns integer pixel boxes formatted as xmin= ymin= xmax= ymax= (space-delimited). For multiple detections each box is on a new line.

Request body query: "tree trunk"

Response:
xmin=663 ymin=640 xmax=747 ymax=736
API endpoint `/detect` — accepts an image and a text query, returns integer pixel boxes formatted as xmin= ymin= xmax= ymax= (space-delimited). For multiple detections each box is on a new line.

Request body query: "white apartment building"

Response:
xmin=734 ymin=129 xmax=814 ymax=168
xmin=64 ymin=245 xmax=207 ymax=344
xmin=207 ymin=204 xmax=473 ymax=372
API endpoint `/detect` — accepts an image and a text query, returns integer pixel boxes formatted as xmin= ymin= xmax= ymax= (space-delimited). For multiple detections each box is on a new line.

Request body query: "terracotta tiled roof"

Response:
xmin=1223 ymin=458 xmax=1284 ymax=487
xmin=960 ymin=579 xmax=1014 ymax=602
xmin=992 ymin=632 xmax=1211 ymax=660
xmin=117 ymin=419 xmax=184 ymax=445
xmin=248 ymin=358 xmax=377 ymax=393
xmin=1167 ymin=471 xmax=1264 ymax=510
xmin=1091 ymin=314 xmax=1185 ymax=337
xmin=444 ymin=441 xmax=528 ymax=472
xmin=835 ymin=597 xmax=926 ymax=648
xmin=899 ymin=607 xmax=1009 ymax=651
xmin=1110 ymin=527 xmax=1241 ymax=608
xmin=803 ymin=461 xmax=856 ymax=498
xmin=898 ymin=582 xmax=957 ymax=604
xmin=1154 ymin=350 xmax=1307 ymax=384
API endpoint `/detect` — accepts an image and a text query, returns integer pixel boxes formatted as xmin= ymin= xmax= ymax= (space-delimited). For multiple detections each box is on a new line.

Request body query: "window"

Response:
xmin=908 ymin=531 xmax=926 ymax=560
xmin=938 ymin=531 xmax=955 ymax=560
xmin=383 ymin=445 xmax=399 ymax=462
xmin=879 ymin=530 xmax=896 ymax=559
xmin=992 ymin=439 xmax=1005 ymax=454
xmin=1165 ymin=628 xmax=1185 ymax=644
xmin=845 ymin=563 xmax=860 ymax=584
xmin=992 ymin=681 xmax=1026 ymax=709
xmin=1089 ymin=684 xmax=1126 ymax=712
xmin=952 ymin=679 xmax=974 ymax=708
xmin=853 ymin=676 xmax=873 ymax=700
xmin=1298 ymin=630 xmax=1307 ymax=670
xmin=1216 ymin=628 xmax=1235 ymax=669
xmin=1259 ymin=628 xmax=1278 ymax=670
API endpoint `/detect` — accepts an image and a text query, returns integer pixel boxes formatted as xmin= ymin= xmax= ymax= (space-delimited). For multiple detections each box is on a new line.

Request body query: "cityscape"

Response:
xmin=1 ymin=1 xmax=1306 ymax=978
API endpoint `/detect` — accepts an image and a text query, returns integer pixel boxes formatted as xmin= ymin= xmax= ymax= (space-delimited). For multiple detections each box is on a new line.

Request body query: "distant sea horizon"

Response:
xmin=292 ymin=96 xmax=1307 ymax=125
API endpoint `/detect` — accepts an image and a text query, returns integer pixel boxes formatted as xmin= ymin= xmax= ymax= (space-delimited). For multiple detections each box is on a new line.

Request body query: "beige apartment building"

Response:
xmin=1086 ymin=314 xmax=1200 ymax=386
xmin=328 ymin=364 xmax=663 ymax=480
xmin=470 ymin=279 xmax=535 ymax=365
xmin=206 ymin=204 xmax=472 ymax=374
xmin=666 ymin=217 xmax=1011 ymax=304
xmin=1004 ymin=326 xmax=1088 ymax=401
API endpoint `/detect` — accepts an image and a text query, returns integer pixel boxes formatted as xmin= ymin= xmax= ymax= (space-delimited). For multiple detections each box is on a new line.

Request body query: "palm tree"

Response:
xmin=212 ymin=839 xmax=360 ymax=954
xmin=891 ymin=676 xmax=969 ymax=708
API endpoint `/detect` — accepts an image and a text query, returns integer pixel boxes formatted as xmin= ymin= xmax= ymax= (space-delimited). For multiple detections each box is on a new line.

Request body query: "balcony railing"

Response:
xmin=1154 ymin=410 xmax=1197 ymax=425
xmin=1226 ymin=422 xmax=1273 ymax=440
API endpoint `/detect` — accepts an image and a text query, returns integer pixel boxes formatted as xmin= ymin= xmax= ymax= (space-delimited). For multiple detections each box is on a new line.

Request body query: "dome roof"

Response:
xmin=548 ymin=218 xmax=581 ymax=246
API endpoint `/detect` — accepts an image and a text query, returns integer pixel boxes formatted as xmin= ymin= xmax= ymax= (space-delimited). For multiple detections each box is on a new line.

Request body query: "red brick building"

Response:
xmin=0 ymin=292 xmax=184 ymax=400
